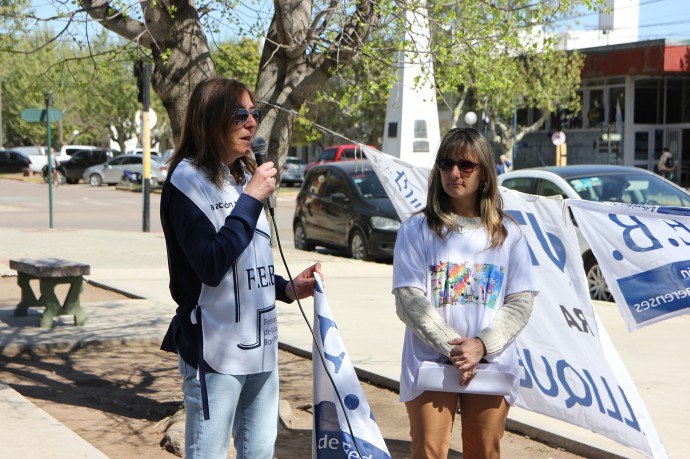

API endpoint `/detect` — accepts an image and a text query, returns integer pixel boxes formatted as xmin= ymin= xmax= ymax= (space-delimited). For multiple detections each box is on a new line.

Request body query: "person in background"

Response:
xmin=392 ymin=127 xmax=538 ymax=459
xmin=658 ymin=147 xmax=676 ymax=180
xmin=160 ymin=76 xmax=321 ymax=459
xmin=496 ymin=154 xmax=511 ymax=175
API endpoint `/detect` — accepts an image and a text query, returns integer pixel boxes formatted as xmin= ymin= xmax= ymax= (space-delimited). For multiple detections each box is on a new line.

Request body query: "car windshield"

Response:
xmin=567 ymin=172 xmax=690 ymax=207
xmin=351 ymin=170 xmax=388 ymax=198
xmin=318 ymin=149 xmax=336 ymax=161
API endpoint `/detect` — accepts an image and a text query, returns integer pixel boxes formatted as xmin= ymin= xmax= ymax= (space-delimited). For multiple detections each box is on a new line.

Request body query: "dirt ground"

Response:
xmin=0 ymin=278 xmax=585 ymax=458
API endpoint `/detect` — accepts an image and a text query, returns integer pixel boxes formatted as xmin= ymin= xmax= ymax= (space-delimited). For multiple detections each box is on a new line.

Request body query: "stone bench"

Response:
xmin=9 ymin=258 xmax=90 ymax=328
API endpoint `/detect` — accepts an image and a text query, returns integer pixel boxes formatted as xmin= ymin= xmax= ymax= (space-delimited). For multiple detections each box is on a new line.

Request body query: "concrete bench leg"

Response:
xmin=14 ymin=273 xmax=40 ymax=317
xmin=37 ymin=276 xmax=87 ymax=328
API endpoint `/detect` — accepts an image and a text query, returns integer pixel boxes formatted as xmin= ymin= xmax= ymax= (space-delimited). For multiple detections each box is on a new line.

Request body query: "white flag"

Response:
xmin=568 ymin=200 xmax=690 ymax=331
xmin=312 ymin=273 xmax=392 ymax=459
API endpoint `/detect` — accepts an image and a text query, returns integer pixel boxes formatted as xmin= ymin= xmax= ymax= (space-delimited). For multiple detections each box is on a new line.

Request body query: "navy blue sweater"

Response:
xmin=160 ymin=162 xmax=291 ymax=369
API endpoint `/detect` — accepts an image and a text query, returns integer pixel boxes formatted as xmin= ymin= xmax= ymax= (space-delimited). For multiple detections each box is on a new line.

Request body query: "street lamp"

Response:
xmin=68 ymin=130 xmax=79 ymax=144
xmin=464 ymin=111 xmax=477 ymax=126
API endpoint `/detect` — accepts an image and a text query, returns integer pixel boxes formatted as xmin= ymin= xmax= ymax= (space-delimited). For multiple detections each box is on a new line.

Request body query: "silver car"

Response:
xmin=281 ymin=156 xmax=306 ymax=187
xmin=83 ymin=154 xmax=167 ymax=186
xmin=498 ymin=165 xmax=690 ymax=301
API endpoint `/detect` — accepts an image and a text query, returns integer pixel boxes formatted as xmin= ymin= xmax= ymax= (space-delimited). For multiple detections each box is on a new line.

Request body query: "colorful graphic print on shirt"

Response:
xmin=429 ymin=261 xmax=504 ymax=309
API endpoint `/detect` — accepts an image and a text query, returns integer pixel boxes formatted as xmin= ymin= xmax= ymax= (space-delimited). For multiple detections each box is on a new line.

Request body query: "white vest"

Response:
xmin=171 ymin=160 xmax=277 ymax=375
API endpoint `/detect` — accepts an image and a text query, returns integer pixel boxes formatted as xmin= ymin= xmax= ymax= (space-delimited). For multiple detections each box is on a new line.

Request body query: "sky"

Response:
xmin=563 ymin=0 xmax=690 ymax=42
xmin=28 ymin=0 xmax=690 ymax=45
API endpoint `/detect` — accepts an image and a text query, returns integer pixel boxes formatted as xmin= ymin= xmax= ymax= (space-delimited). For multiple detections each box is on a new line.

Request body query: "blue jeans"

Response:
xmin=179 ymin=356 xmax=279 ymax=459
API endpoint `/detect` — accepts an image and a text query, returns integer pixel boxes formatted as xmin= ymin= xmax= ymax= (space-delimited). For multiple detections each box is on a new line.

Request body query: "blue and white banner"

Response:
xmin=568 ymin=200 xmax=690 ymax=331
xmin=361 ymin=146 xmax=669 ymax=458
xmin=312 ymin=273 xmax=392 ymax=459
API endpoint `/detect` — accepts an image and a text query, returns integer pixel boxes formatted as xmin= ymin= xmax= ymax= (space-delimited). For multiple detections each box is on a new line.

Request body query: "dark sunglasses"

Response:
xmin=436 ymin=158 xmax=481 ymax=173
xmin=233 ymin=108 xmax=262 ymax=126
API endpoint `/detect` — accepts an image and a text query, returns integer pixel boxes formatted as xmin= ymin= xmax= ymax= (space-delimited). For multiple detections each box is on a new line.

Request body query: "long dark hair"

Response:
xmin=169 ymin=77 xmax=257 ymax=188
xmin=424 ymin=127 xmax=508 ymax=248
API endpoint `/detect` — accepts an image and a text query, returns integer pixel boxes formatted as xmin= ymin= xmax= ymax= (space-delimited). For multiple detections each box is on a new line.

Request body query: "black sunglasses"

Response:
xmin=233 ymin=108 xmax=262 ymax=126
xmin=436 ymin=158 xmax=481 ymax=173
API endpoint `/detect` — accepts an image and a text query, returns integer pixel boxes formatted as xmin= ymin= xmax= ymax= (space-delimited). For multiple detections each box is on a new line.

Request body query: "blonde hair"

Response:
xmin=424 ymin=127 xmax=508 ymax=248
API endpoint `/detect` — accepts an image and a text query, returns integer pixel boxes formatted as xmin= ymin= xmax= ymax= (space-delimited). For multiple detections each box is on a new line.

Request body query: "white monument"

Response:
xmin=381 ymin=1 xmax=440 ymax=169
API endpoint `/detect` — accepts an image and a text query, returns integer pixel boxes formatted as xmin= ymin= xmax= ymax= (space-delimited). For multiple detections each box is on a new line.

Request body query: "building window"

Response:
xmin=608 ymin=87 xmax=625 ymax=128
xmin=414 ymin=120 xmax=428 ymax=139
xmin=387 ymin=122 xmax=398 ymax=138
xmin=587 ymin=89 xmax=605 ymax=128
xmin=413 ymin=141 xmax=430 ymax=153
xmin=634 ymin=131 xmax=649 ymax=161
xmin=634 ymin=79 xmax=663 ymax=124
xmin=666 ymin=78 xmax=690 ymax=124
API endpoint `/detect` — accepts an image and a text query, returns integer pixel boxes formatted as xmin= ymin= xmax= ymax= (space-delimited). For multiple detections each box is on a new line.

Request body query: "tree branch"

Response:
xmin=79 ymin=0 xmax=153 ymax=48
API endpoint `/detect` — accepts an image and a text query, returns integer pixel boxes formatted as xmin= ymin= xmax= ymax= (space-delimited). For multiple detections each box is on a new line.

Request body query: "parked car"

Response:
xmin=11 ymin=146 xmax=48 ymax=174
xmin=305 ymin=144 xmax=369 ymax=172
xmin=0 ymin=150 xmax=31 ymax=174
xmin=44 ymin=148 xmax=120 ymax=184
xmin=83 ymin=154 xmax=167 ymax=186
xmin=498 ymin=165 xmax=690 ymax=301
xmin=293 ymin=160 xmax=401 ymax=261
xmin=161 ymin=149 xmax=174 ymax=164
xmin=126 ymin=148 xmax=160 ymax=159
xmin=58 ymin=145 xmax=101 ymax=161
xmin=281 ymin=156 xmax=306 ymax=186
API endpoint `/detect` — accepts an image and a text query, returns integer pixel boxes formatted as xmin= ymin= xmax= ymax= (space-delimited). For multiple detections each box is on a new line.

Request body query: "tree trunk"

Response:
xmin=145 ymin=3 xmax=215 ymax=140
xmin=81 ymin=0 xmax=215 ymax=141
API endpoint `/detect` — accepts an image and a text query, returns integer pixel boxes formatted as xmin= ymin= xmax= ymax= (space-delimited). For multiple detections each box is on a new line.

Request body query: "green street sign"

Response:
xmin=21 ymin=108 xmax=63 ymax=123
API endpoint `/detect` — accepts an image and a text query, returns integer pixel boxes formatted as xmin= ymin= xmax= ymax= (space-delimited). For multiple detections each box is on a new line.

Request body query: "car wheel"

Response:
xmin=294 ymin=221 xmax=315 ymax=251
xmin=349 ymin=230 xmax=370 ymax=261
xmin=89 ymin=174 xmax=103 ymax=187
xmin=584 ymin=254 xmax=612 ymax=302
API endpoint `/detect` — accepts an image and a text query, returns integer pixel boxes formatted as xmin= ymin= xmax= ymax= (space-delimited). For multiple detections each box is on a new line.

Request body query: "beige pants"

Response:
xmin=405 ymin=390 xmax=510 ymax=459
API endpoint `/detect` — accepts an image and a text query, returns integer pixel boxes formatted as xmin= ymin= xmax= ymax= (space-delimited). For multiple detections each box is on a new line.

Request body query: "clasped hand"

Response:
xmin=448 ymin=337 xmax=485 ymax=385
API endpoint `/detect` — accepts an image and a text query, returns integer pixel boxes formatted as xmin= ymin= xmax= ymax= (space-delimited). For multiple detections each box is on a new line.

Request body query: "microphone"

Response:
xmin=250 ymin=136 xmax=274 ymax=215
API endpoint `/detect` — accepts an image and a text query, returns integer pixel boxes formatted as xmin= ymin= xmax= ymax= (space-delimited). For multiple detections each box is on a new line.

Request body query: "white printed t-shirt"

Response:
xmin=392 ymin=213 xmax=538 ymax=404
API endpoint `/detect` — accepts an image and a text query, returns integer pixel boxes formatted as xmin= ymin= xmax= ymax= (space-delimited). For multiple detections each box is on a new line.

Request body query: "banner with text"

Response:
xmin=312 ymin=273 xmax=392 ymax=459
xmin=568 ymin=200 xmax=690 ymax=331
xmin=362 ymin=146 xmax=668 ymax=458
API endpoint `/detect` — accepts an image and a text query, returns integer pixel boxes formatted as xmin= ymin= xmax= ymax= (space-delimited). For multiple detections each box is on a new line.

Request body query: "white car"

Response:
xmin=83 ymin=154 xmax=167 ymax=186
xmin=498 ymin=165 xmax=690 ymax=301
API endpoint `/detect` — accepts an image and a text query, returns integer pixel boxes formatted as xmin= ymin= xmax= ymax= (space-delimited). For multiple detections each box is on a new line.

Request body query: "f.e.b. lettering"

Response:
xmin=245 ymin=265 xmax=275 ymax=290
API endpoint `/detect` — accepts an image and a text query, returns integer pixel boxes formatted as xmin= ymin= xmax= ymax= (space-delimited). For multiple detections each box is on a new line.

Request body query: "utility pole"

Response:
xmin=135 ymin=60 xmax=153 ymax=232
xmin=0 ymin=78 xmax=4 ymax=149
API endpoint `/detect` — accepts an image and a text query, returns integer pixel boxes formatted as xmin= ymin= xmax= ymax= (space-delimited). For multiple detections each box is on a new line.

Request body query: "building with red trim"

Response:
xmin=519 ymin=39 xmax=690 ymax=185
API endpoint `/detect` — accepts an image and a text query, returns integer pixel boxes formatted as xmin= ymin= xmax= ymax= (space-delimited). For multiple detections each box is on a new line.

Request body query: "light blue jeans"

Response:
xmin=179 ymin=356 xmax=279 ymax=459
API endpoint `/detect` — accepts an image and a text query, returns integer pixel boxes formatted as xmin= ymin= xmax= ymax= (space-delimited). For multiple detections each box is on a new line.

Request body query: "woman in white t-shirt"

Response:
xmin=392 ymin=127 xmax=538 ymax=459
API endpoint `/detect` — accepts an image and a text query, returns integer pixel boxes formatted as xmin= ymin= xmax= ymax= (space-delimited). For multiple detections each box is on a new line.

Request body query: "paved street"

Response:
xmin=0 ymin=177 xmax=688 ymax=459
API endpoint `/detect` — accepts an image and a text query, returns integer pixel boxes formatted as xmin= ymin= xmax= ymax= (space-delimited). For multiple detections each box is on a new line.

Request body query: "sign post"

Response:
xmin=135 ymin=60 xmax=153 ymax=232
xmin=20 ymin=98 xmax=63 ymax=228
xmin=551 ymin=130 xmax=567 ymax=167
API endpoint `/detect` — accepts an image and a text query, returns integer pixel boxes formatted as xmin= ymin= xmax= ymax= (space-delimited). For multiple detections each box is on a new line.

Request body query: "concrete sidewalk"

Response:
xmin=0 ymin=227 xmax=686 ymax=458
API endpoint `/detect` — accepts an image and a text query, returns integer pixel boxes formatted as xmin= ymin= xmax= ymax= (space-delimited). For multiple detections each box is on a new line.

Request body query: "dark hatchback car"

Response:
xmin=293 ymin=161 xmax=401 ymax=261
xmin=0 ymin=150 xmax=31 ymax=174
xmin=47 ymin=148 xmax=120 ymax=184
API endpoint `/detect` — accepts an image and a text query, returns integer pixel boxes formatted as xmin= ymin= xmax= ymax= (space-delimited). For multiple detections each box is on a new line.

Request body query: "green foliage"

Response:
xmin=0 ymin=0 xmax=602 ymax=155
xmin=0 ymin=29 xmax=146 ymax=150
xmin=212 ymin=38 xmax=261 ymax=89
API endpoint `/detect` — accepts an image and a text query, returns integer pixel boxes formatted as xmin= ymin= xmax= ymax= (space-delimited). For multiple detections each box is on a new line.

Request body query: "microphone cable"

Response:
xmin=265 ymin=204 xmax=367 ymax=459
